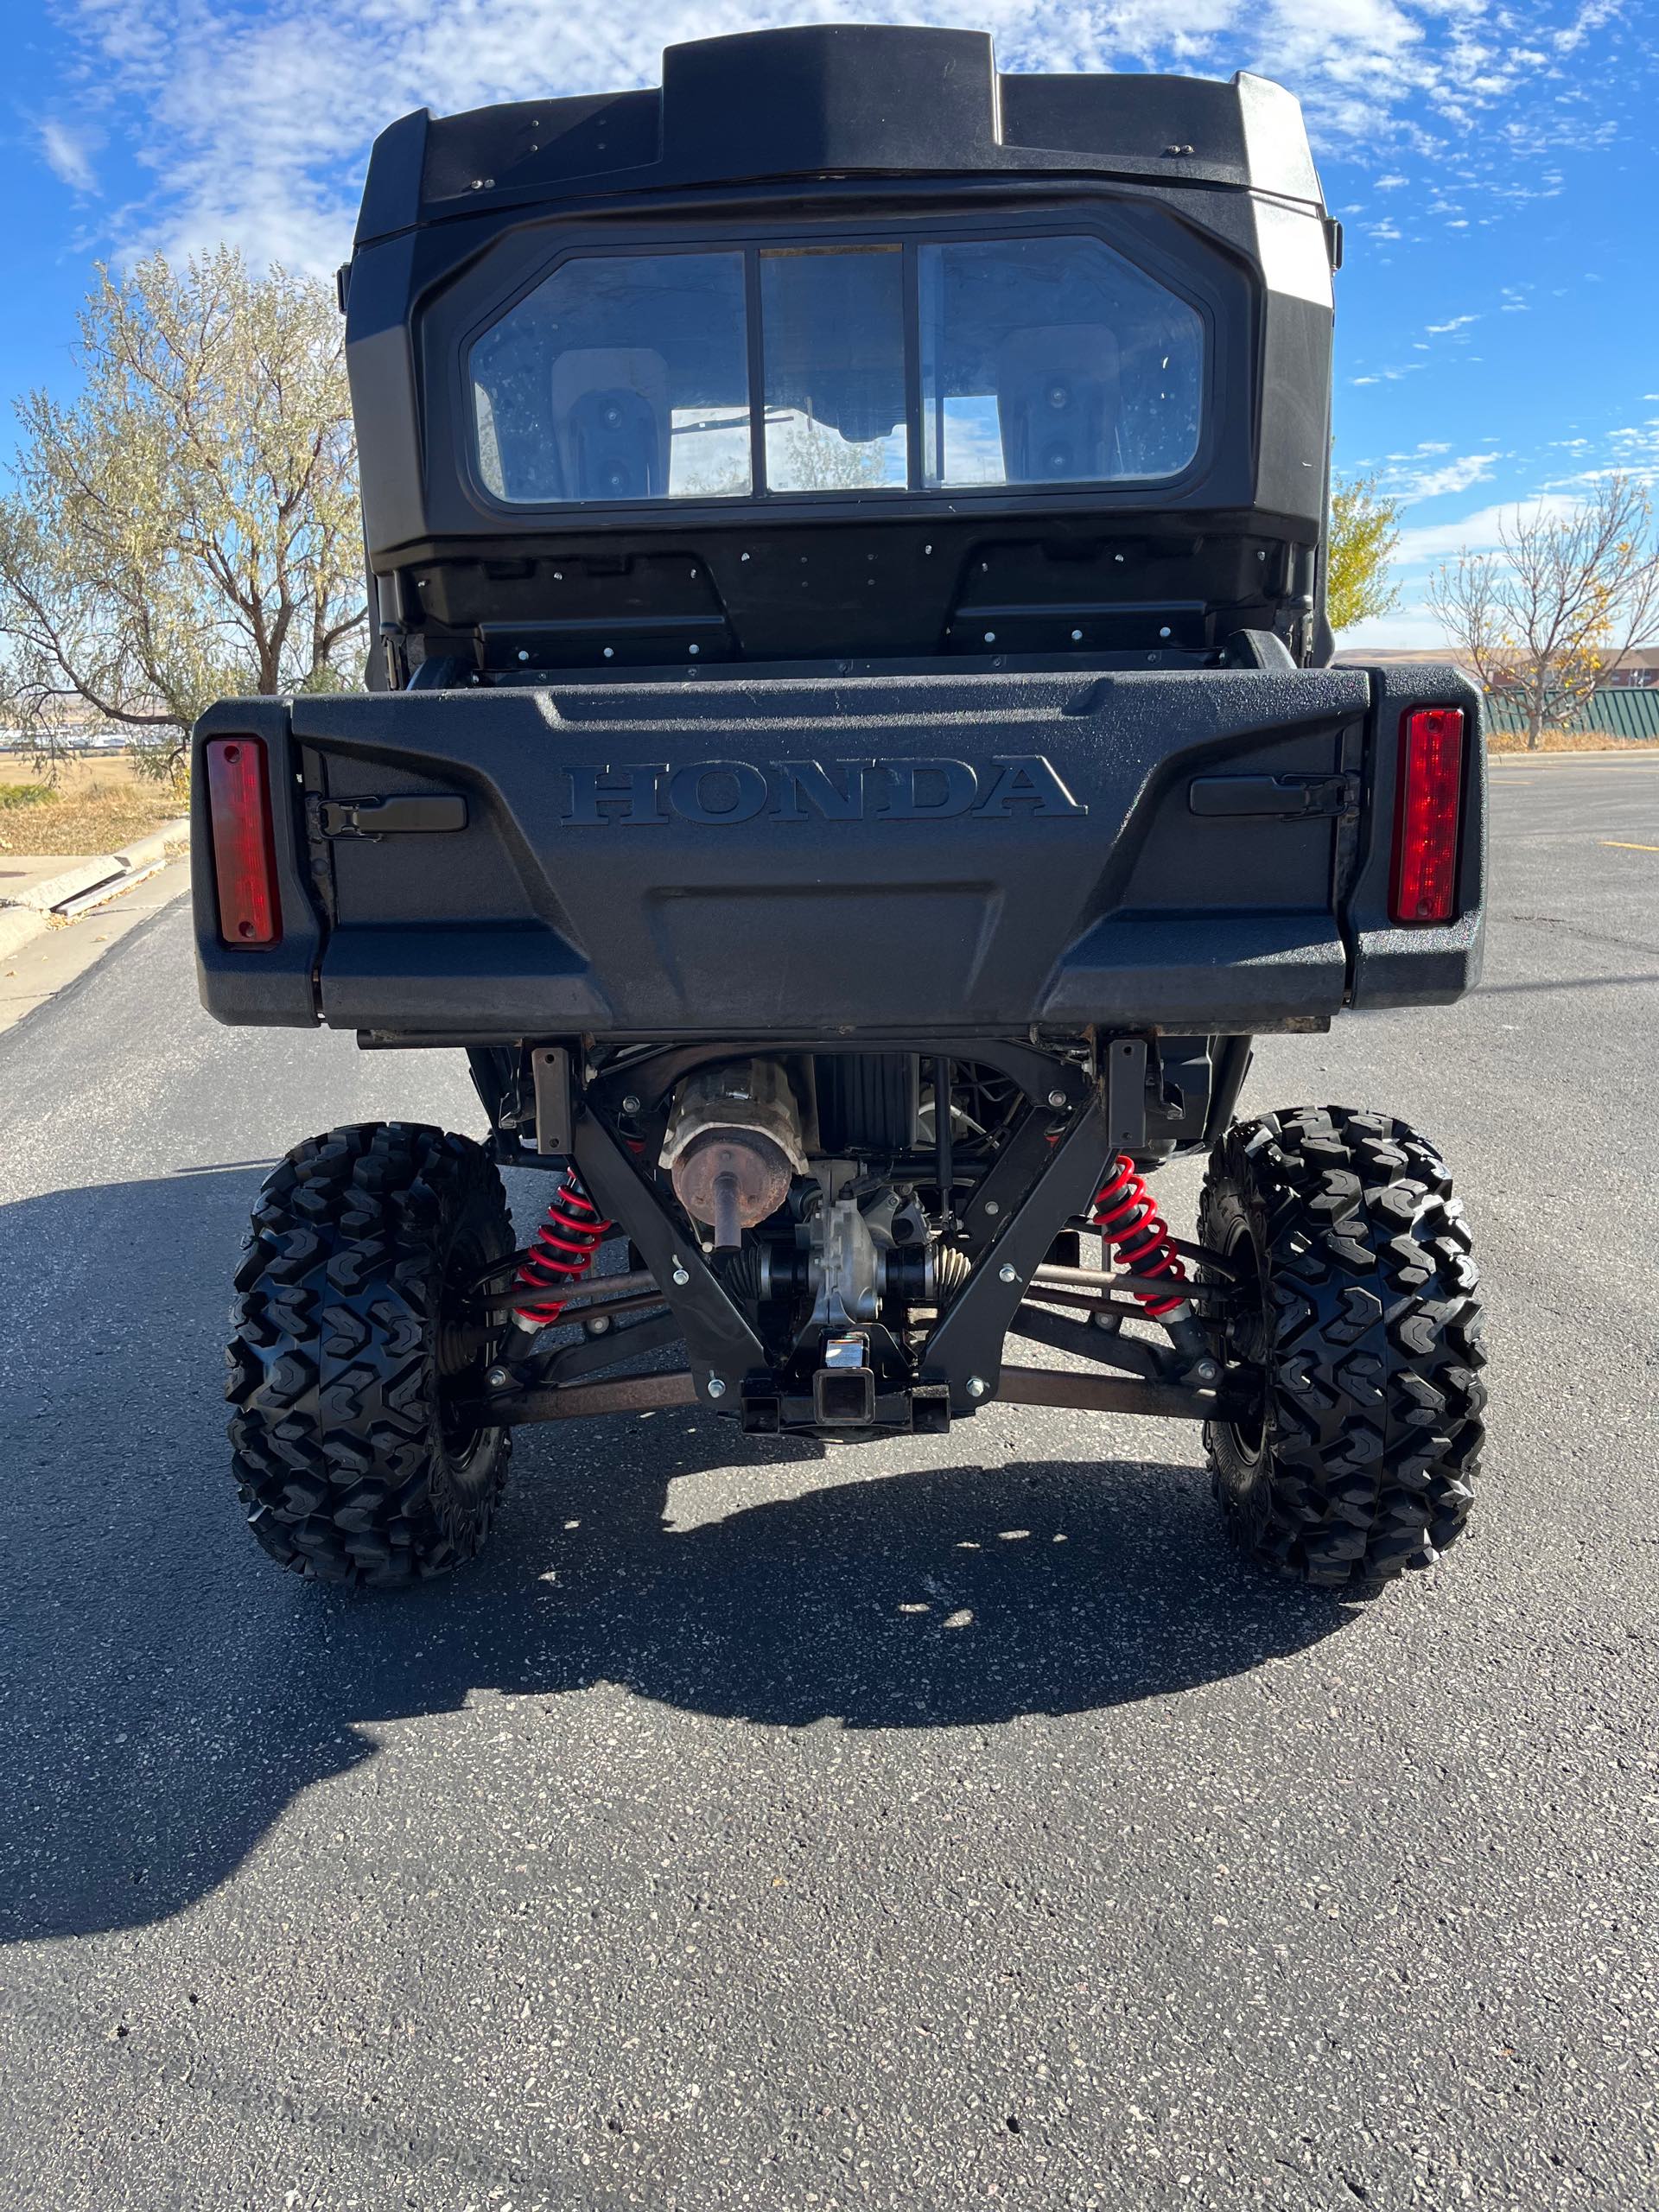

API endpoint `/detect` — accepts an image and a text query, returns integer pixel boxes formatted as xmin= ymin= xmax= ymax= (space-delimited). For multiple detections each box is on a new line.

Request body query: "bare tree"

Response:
xmin=1427 ymin=475 xmax=1659 ymax=749
xmin=0 ymin=249 xmax=365 ymax=777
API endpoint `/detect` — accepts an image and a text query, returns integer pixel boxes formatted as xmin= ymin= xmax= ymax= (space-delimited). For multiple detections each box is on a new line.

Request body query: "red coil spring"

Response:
xmin=512 ymin=1173 xmax=613 ymax=1327
xmin=1090 ymin=1154 xmax=1188 ymax=1318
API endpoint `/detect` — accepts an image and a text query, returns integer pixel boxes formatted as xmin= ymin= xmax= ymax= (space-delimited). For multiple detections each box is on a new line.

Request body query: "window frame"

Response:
xmin=451 ymin=202 xmax=1223 ymax=520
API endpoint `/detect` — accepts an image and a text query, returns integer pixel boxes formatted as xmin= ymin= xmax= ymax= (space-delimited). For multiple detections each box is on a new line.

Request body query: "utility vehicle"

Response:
xmin=194 ymin=26 xmax=1486 ymax=1596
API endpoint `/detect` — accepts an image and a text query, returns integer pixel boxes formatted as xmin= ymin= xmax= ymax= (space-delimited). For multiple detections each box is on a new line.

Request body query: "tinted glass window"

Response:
xmin=471 ymin=251 xmax=751 ymax=503
xmin=918 ymin=238 xmax=1201 ymax=486
xmin=760 ymin=247 xmax=908 ymax=492
xmin=468 ymin=232 xmax=1203 ymax=505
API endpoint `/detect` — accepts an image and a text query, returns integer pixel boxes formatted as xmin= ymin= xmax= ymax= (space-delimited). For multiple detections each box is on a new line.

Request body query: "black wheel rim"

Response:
xmin=1216 ymin=1216 xmax=1272 ymax=1472
xmin=437 ymin=1224 xmax=507 ymax=1479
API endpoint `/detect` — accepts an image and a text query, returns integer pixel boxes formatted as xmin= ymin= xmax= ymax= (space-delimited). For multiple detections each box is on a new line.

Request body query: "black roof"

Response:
xmin=354 ymin=24 xmax=1323 ymax=247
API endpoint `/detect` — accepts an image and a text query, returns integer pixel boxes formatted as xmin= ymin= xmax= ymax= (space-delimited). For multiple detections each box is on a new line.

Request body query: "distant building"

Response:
xmin=1595 ymin=646 xmax=1659 ymax=689
xmin=1332 ymin=644 xmax=1659 ymax=689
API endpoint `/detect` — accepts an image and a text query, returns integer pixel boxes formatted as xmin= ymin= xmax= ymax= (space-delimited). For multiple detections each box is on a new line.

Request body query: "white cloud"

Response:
xmin=1554 ymin=0 xmax=1622 ymax=54
xmin=1373 ymin=172 xmax=1409 ymax=188
xmin=1387 ymin=449 xmax=1503 ymax=502
xmin=41 ymin=0 xmax=1646 ymax=273
xmin=1425 ymin=314 xmax=1479 ymax=334
xmin=1394 ymin=494 xmax=1584 ymax=566
xmin=40 ymin=119 xmax=99 ymax=194
xmin=1334 ymin=602 xmax=1454 ymax=651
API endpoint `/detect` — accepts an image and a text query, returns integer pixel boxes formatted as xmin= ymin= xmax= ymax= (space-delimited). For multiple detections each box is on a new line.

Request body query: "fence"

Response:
xmin=1482 ymin=686 xmax=1659 ymax=743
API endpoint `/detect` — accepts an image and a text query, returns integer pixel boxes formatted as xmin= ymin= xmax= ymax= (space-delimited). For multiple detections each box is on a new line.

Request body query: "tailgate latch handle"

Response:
xmin=317 ymin=794 xmax=468 ymax=839
xmin=1187 ymin=772 xmax=1360 ymax=821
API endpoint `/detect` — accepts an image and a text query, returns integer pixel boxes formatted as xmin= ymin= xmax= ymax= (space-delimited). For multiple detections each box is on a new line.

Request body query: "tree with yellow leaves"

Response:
xmin=0 ymin=250 xmax=365 ymax=776
xmin=1325 ymin=474 xmax=1403 ymax=633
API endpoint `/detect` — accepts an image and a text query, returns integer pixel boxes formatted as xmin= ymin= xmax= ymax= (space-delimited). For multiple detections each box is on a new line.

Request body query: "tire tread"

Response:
xmin=226 ymin=1122 xmax=512 ymax=1588
xmin=1202 ymin=1104 xmax=1487 ymax=1596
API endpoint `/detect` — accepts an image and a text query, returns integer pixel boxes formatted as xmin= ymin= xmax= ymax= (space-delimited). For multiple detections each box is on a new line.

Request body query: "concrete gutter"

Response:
xmin=0 ymin=817 xmax=188 ymax=962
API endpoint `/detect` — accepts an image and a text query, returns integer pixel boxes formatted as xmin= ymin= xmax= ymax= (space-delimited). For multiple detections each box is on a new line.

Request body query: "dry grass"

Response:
xmin=0 ymin=769 xmax=185 ymax=857
xmin=10 ymin=747 xmax=184 ymax=791
xmin=1488 ymin=728 xmax=1659 ymax=754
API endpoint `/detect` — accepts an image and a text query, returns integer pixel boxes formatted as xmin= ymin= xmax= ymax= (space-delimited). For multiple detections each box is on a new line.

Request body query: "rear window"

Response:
xmin=469 ymin=232 xmax=1203 ymax=506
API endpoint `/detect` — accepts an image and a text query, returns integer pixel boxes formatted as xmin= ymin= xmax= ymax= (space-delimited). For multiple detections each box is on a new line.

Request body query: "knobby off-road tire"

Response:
xmin=1200 ymin=1105 xmax=1486 ymax=1598
xmin=227 ymin=1123 xmax=514 ymax=1588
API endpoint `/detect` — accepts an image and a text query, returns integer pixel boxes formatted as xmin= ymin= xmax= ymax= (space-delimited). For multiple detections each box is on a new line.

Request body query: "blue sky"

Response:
xmin=3 ymin=0 xmax=1656 ymax=645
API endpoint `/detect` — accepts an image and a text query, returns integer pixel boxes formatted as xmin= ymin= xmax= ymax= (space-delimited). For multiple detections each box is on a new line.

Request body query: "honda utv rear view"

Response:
xmin=194 ymin=26 xmax=1486 ymax=1597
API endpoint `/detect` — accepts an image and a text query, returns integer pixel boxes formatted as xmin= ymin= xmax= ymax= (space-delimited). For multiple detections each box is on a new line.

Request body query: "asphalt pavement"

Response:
xmin=1 ymin=757 xmax=1656 ymax=2210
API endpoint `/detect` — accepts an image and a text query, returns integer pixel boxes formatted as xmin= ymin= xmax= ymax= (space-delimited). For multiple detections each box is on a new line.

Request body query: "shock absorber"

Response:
xmin=1090 ymin=1154 xmax=1212 ymax=1370
xmin=1090 ymin=1154 xmax=1186 ymax=1313
xmin=511 ymin=1172 xmax=613 ymax=1333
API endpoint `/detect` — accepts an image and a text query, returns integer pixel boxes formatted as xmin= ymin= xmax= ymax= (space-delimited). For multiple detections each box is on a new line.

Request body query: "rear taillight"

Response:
xmin=204 ymin=737 xmax=282 ymax=947
xmin=1390 ymin=707 xmax=1465 ymax=925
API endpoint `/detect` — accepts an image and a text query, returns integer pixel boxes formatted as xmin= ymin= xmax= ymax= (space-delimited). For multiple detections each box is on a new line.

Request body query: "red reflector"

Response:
xmin=1391 ymin=707 xmax=1465 ymax=925
xmin=204 ymin=737 xmax=282 ymax=947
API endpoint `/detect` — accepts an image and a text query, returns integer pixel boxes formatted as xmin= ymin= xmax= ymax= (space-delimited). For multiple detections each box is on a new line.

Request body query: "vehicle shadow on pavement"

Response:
xmin=0 ymin=1168 xmax=1353 ymax=1946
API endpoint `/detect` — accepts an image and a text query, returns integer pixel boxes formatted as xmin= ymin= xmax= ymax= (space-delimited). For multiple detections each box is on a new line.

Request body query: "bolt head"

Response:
xmin=998 ymin=1264 xmax=1018 ymax=1285
xmin=1047 ymin=1089 xmax=1068 ymax=1109
xmin=983 ymin=1199 xmax=1000 ymax=1217
xmin=584 ymin=1313 xmax=612 ymax=1336
xmin=620 ymin=1093 xmax=642 ymax=1116
xmin=486 ymin=1366 xmax=511 ymax=1389
xmin=706 ymin=1376 xmax=727 ymax=1400
xmin=671 ymin=1264 xmax=690 ymax=1287
xmin=966 ymin=1376 xmax=988 ymax=1400
xmin=1194 ymin=1358 xmax=1220 ymax=1383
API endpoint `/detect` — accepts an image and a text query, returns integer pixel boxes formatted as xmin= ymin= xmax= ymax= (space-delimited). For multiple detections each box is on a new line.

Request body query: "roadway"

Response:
xmin=1 ymin=754 xmax=1655 ymax=2209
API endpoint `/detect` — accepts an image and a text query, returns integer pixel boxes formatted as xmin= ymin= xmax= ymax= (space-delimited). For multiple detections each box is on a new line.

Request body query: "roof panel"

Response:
xmin=356 ymin=26 xmax=1324 ymax=246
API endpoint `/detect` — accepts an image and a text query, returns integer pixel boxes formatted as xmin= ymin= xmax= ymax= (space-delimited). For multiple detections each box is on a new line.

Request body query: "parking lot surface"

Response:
xmin=2 ymin=758 xmax=1656 ymax=2209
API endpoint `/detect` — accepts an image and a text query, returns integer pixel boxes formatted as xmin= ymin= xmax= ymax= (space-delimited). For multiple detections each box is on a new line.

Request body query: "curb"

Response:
xmin=1490 ymin=747 xmax=1659 ymax=766
xmin=112 ymin=819 xmax=192 ymax=871
xmin=0 ymin=817 xmax=189 ymax=963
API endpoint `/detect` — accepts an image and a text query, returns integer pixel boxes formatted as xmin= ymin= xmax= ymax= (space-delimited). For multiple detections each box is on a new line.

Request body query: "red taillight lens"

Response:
xmin=204 ymin=737 xmax=282 ymax=947
xmin=1390 ymin=707 xmax=1465 ymax=925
